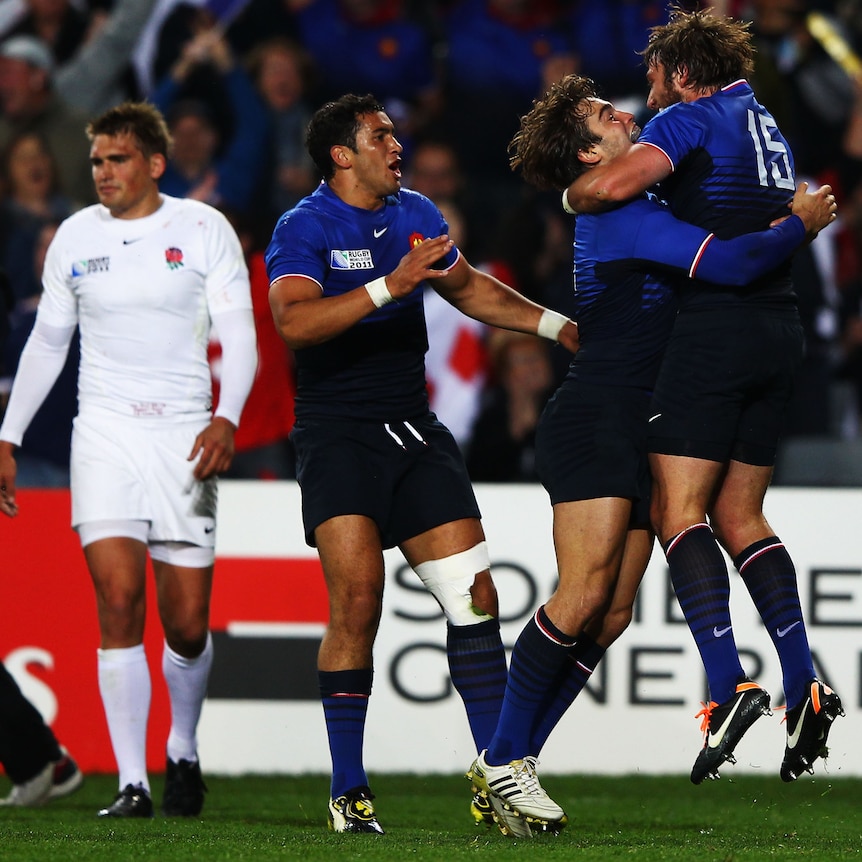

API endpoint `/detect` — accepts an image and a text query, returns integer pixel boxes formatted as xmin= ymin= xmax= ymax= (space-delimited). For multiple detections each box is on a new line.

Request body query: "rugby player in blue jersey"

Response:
xmin=468 ymin=73 xmax=837 ymax=837
xmin=564 ymin=7 xmax=844 ymax=788
xmin=264 ymin=92 xmax=580 ymax=834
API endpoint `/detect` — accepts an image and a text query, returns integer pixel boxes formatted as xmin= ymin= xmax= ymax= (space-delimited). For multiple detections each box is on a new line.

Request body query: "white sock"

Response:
xmin=162 ymin=632 xmax=213 ymax=764
xmin=97 ymin=644 xmax=151 ymax=793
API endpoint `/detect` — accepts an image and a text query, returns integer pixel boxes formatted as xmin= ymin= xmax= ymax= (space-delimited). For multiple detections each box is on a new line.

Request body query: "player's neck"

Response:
xmin=328 ymin=179 xmax=386 ymax=212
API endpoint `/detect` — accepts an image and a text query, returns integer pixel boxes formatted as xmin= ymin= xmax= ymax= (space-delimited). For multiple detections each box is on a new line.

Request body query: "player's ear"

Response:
xmin=149 ymin=153 xmax=167 ymax=180
xmin=577 ymin=146 xmax=600 ymax=166
xmin=331 ymin=144 xmax=352 ymax=169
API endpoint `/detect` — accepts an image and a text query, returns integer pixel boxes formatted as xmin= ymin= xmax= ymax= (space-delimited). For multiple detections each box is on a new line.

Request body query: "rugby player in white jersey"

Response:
xmin=0 ymin=102 xmax=257 ymax=818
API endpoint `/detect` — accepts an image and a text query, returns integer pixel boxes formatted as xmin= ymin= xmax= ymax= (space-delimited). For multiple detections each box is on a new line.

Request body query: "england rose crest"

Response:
xmin=165 ymin=247 xmax=184 ymax=269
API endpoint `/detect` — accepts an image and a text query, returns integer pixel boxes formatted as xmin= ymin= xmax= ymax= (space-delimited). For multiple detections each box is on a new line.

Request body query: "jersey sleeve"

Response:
xmin=638 ymin=102 xmax=706 ymax=173
xmin=34 ymin=222 xmax=79 ymax=328
xmin=628 ymin=200 xmax=806 ymax=286
xmin=264 ymin=209 xmax=330 ymax=288
xmin=202 ymin=206 xmax=253 ymax=315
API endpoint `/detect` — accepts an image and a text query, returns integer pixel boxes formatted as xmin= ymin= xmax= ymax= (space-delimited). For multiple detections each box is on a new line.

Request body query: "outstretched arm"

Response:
xmin=433 ymin=256 xmax=579 ymax=354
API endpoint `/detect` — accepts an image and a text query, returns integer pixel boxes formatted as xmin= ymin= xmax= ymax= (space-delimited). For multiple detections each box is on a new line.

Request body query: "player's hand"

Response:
xmin=188 ymin=417 xmax=237 ymax=480
xmin=778 ymin=181 xmax=838 ymax=240
xmin=0 ymin=441 xmax=19 ymax=518
xmin=557 ymin=319 xmax=580 ymax=354
xmin=384 ymin=235 xmax=455 ymax=300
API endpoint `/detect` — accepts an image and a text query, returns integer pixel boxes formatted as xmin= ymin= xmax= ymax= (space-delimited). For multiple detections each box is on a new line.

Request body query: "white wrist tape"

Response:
xmin=365 ymin=276 xmax=394 ymax=308
xmin=537 ymin=308 xmax=569 ymax=342
xmin=561 ymin=188 xmax=578 ymax=215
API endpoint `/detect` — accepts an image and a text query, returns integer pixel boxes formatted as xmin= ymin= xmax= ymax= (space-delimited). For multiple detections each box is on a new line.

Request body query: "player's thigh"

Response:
xmin=315 ymin=514 xmax=387 ymax=626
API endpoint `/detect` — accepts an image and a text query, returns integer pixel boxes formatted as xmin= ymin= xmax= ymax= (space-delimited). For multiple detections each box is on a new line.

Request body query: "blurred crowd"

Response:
xmin=1 ymin=0 xmax=861 ymax=486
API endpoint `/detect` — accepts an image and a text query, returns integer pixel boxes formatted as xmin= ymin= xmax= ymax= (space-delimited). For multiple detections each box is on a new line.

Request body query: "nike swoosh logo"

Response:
xmin=776 ymin=621 xmax=801 ymax=638
xmin=204 ymin=525 xmax=215 ymax=534
xmin=786 ymin=697 xmax=810 ymax=750
xmin=707 ymin=695 xmax=746 ymax=748
xmin=373 ymin=227 xmax=388 ymax=238
xmin=123 ymin=238 xmax=142 ymax=245
xmin=713 ymin=625 xmax=732 ymax=638
xmin=648 ymin=413 xmax=662 ymax=423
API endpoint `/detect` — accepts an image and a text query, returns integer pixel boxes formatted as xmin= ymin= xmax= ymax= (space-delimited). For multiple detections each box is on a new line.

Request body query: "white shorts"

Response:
xmin=70 ymin=409 xmax=218 ymax=551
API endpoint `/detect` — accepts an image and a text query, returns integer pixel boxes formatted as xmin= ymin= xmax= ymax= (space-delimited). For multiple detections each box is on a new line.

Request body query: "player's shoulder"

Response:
xmin=397 ymin=187 xmax=437 ymax=212
xmin=52 ymin=203 xmax=105 ymax=243
xmin=162 ymin=195 xmax=231 ymax=227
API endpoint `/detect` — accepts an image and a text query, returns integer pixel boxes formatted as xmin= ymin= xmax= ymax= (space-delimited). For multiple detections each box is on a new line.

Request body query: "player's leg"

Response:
xmin=528 ymin=524 xmax=653 ymax=758
xmin=712 ymin=459 xmax=843 ymax=780
xmin=315 ymin=513 xmax=386 ymax=834
xmin=153 ymin=548 xmax=214 ymax=817
xmin=82 ymin=526 xmax=155 ymax=817
xmin=402 ymin=517 xmax=507 ymax=753
xmin=0 ymin=662 xmax=82 ymax=807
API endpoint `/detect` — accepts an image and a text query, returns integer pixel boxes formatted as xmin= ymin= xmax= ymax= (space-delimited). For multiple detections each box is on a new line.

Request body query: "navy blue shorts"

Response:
xmin=647 ymin=307 xmax=804 ymax=466
xmin=535 ymin=380 xmax=652 ymax=528
xmin=291 ymin=413 xmax=481 ymax=548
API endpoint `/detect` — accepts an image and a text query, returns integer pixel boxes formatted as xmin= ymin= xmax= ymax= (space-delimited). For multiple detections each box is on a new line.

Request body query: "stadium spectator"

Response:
xmin=0 ymin=34 xmax=93 ymax=204
xmin=150 ymin=18 xmax=270 ymax=214
xmin=50 ymin=0 xmax=160 ymax=116
xmin=566 ymin=0 xmax=671 ymax=103
xmin=0 ymin=101 xmax=257 ymax=818
xmin=0 ymin=222 xmax=78 ymax=489
xmin=465 ymin=330 xmax=554 ymax=483
xmin=245 ymin=35 xmax=317 ymax=227
xmin=0 ymin=130 xmax=74 ymax=303
xmin=0 ymin=0 xmax=90 ymax=65
xmin=564 ymin=6 xmax=844 ymax=788
xmin=440 ymin=0 xmax=576 ymax=224
xmin=293 ymin=0 xmax=442 ymax=152
xmin=0 ymin=661 xmax=82 ymax=807
xmin=264 ymin=92 xmax=578 ymax=834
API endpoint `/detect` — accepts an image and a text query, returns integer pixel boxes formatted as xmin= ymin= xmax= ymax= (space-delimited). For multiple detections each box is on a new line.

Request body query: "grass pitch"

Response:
xmin=0 ymin=772 xmax=859 ymax=861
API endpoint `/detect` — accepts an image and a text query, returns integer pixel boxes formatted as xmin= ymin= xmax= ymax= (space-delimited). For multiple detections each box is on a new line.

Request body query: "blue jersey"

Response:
xmin=570 ymin=193 xmax=807 ymax=389
xmin=265 ymin=183 xmax=459 ymax=422
xmin=639 ymin=80 xmax=796 ymax=309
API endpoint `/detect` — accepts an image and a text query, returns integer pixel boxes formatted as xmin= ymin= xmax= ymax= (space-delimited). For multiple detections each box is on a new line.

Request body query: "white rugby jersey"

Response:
xmin=38 ymin=195 xmax=252 ymax=420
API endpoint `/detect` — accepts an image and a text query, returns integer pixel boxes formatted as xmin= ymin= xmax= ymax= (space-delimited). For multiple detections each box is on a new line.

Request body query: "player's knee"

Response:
xmin=413 ymin=542 xmax=495 ymax=626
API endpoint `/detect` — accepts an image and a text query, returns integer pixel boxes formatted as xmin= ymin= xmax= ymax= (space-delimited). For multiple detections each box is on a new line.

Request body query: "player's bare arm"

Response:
xmin=269 ymin=235 xmax=454 ymax=350
xmin=565 ymin=143 xmax=672 ymax=214
xmin=0 ymin=440 xmax=19 ymax=518
xmin=434 ymin=256 xmax=579 ymax=354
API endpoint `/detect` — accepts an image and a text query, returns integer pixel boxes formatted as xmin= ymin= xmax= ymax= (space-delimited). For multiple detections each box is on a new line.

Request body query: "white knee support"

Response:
xmin=413 ymin=542 xmax=493 ymax=626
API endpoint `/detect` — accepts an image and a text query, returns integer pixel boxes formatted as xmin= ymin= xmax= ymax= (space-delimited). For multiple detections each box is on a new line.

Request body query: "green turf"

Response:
xmin=0 ymin=773 xmax=859 ymax=861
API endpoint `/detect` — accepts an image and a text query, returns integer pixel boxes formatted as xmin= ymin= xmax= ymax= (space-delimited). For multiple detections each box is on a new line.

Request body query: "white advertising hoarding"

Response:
xmin=202 ymin=482 xmax=859 ymax=777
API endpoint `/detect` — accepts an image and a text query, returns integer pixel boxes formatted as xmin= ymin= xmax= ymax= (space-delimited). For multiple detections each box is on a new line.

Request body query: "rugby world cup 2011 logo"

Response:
xmin=165 ymin=247 xmax=184 ymax=269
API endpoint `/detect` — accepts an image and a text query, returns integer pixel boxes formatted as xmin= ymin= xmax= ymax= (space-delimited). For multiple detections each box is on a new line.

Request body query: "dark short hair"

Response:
xmin=305 ymin=93 xmax=386 ymax=181
xmin=509 ymin=75 xmax=602 ymax=191
xmin=640 ymin=5 xmax=755 ymax=90
xmin=86 ymin=101 xmax=173 ymax=160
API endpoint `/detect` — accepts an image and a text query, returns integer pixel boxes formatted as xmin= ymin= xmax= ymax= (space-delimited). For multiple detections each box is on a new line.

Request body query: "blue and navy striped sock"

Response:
xmin=529 ymin=635 xmax=606 ymax=756
xmin=485 ymin=606 xmax=576 ymax=765
xmin=319 ymin=668 xmax=372 ymax=799
xmin=447 ymin=617 xmax=507 ymax=752
xmin=665 ymin=523 xmax=745 ymax=704
xmin=734 ymin=536 xmax=815 ymax=708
